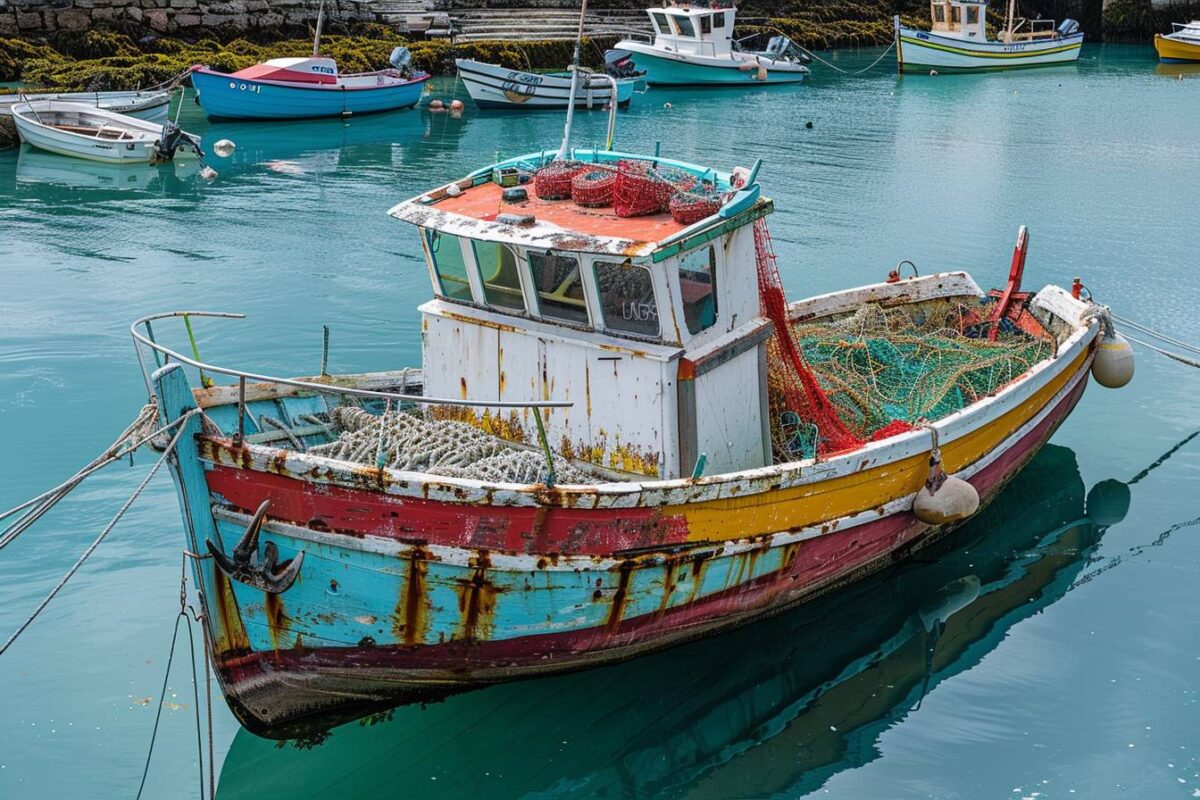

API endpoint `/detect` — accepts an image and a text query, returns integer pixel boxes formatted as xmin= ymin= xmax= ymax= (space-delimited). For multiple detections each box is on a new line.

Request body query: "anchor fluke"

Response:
xmin=207 ymin=500 xmax=304 ymax=594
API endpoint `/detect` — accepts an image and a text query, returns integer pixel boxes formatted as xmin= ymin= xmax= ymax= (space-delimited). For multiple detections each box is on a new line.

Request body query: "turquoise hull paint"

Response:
xmin=192 ymin=69 xmax=429 ymax=121
xmin=634 ymin=51 xmax=808 ymax=85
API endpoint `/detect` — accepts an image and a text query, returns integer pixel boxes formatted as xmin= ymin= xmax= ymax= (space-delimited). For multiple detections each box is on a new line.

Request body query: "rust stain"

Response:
xmin=393 ymin=547 xmax=431 ymax=646
xmin=658 ymin=560 xmax=678 ymax=615
xmin=428 ymin=405 xmax=528 ymax=444
xmin=460 ymin=376 xmax=468 ymax=400
xmin=584 ymin=361 xmax=592 ymax=417
xmin=210 ymin=569 xmax=251 ymax=655
xmin=264 ymin=591 xmax=290 ymax=653
xmin=606 ymin=560 xmax=634 ymax=633
xmin=454 ymin=551 xmax=504 ymax=641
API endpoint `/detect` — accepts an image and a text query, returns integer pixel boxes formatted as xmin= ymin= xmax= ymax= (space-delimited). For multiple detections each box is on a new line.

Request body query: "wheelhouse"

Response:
xmin=389 ymin=149 xmax=773 ymax=480
xmin=644 ymin=3 xmax=738 ymax=57
xmin=928 ymin=0 xmax=988 ymax=39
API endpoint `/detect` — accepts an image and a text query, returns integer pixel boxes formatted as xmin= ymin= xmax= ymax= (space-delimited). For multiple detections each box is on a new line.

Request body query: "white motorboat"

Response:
xmin=11 ymin=100 xmax=202 ymax=164
xmin=610 ymin=3 xmax=810 ymax=85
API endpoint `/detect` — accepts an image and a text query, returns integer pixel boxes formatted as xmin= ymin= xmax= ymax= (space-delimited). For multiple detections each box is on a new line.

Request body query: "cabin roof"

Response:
xmin=388 ymin=148 xmax=762 ymax=260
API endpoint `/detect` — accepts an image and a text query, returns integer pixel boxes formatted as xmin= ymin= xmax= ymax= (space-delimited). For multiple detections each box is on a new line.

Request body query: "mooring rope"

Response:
xmin=0 ymin=403 xmax=162 ymax=552
xmin=0 ymin=410 xmax=197 ymax=657
xmin=795 ymin=39 xmax=897 ymax=76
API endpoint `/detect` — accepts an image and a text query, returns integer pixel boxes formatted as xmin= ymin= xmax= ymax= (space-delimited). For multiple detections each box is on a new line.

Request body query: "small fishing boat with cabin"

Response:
xmin=11 ymin=100 xmax=203 ymax=164
xmin=456 ymin=59 xmax=638 ymax=110
xmin=610 ymin=2 xmax=810 ymax=85
xmin=894 ymin=0 xmax=1082 ymax=73
xmin=138 ymin=82 xmax=1132 ymax=737
xmin=1154 ymin=21 xmax=1200 ymax=62
xmin=190 ymin=2 xmax=428 ymax=120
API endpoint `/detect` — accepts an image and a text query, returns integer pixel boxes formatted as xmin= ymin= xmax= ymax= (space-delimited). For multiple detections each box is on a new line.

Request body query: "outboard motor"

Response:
xmin=389 ymin=46 xmax=412 ymax=76
xmin=155 ymin=121 xmax=204 ymax=162
xmin=604 ymin=49 xmax=644 ymax=79
xmin=764 ymin=35 xmax=812 ymax=64
xmin=1056 ymin=18 xmax=1080 ymax=36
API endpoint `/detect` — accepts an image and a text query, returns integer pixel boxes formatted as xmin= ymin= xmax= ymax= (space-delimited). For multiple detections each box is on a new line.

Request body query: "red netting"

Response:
xmin=669 ymin=191 xmax=722 ymax=225
xmin=754 ymin=217 xmax=865 ymax=457
xmin=534 ymin=160 xmax=583 ymax=200
xmin=613 ymin=160 xmax=676 ymax=217
xmin=570 ymin=167 xmax=617 ymax=207
xmin=870 ymin=419 xmax=916 ymax=440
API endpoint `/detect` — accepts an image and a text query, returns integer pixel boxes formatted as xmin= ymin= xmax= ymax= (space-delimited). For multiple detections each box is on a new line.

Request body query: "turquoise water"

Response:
xmin=2 ymin=43 xmax=1199 ymax=798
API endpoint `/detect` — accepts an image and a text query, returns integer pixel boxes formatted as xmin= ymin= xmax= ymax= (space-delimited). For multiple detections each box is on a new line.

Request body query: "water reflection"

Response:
xmin=217 ymin=444 xmax=1129 ymax=800
xmin=14 ymin=146 xmax=203 ymax=197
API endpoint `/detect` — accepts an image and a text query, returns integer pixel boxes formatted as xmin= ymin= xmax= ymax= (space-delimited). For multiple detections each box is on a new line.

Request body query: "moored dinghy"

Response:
xmin=895 ymin=0 xmax=1083 ymax=73
xmin=1154 ymin=21 xmax=1200 ymax=62
xmin=456 ymin=59 xmax=638 ymax=109
xmin=1 ymin=89 xmax=171 ymax=124
xmin=12 ymin=100 xmax=203 ymax=164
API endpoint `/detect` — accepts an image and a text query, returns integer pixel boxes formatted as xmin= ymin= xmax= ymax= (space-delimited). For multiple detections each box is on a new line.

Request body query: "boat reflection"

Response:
xmin=14 ymin=146 xmax=199 ymax=194
xmin=216 ymin=444 xmax=1128 ymax=800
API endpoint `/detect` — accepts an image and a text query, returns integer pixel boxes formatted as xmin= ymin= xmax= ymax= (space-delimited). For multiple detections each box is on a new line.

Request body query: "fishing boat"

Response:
xmin=456 ymin=59 xmax=638 ymax=110
xmin=894 ymin=0 xmax=1083 ymax=73
xmin=189 ymin=2 xmax=428 ymax=120
xmin=137 ymin=76 xmax=1131 ymax=736
xmin=610 ymin=2 xmax=810 ymax=85
xmin=1154 ymin=21 xmax=1200 ymax=62
xmin=11 ymin=100 xmax=202 ymax=164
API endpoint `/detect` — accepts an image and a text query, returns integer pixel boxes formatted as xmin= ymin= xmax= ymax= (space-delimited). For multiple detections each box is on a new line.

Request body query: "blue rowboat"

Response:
xmin=191 ymin=57 xmax=429 ymax=121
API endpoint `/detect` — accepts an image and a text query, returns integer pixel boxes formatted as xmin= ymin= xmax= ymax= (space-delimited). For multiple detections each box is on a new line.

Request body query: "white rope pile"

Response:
xmin=311 ymin=407 xmax=595 ymax=484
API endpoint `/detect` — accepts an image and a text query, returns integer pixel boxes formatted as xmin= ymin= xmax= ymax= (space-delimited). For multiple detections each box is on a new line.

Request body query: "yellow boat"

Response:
xmin=1155 ymin=22 xmax=1200 ymax=62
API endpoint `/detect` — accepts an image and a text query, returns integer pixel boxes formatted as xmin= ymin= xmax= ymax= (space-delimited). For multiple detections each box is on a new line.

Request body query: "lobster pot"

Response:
xmin=614 ymin=160 xmax=676 ymax=217
xmin=669 ymin=191 xmax=722 ymax=225
xmin=534 ymin=160 xmax=583 ymax=200
xmin=571 ymin=168 xmax=618 ymax=207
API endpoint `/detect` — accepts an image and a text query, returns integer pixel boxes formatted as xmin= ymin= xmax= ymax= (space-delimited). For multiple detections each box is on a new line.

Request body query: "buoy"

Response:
xmin=663 ymin=102 xmax=672 ymax=109
xmin=805 ymin=120 xmax=813 ymax=129
xmin=1091 ymin=328 xmax=1135 ymax=388
xmin=199 ymin=165 xmax=218 ymax=181
xmin=446 ymin=183 xmax=462 ymax=197
xmin=929 ymin=69 xmax=939 ymax=76
xmin=756 ymin=65 xmax=768 ymax=81
xmin=912 ymin=426 xmax=979 ymax=525
xmin=213 ymin=138 xmax=236 ymax=158
xmin=1086 ymin=479 xmax=1131 ymax=528
xmin=450 ymin=99 xmax=464 ymax=112
xmin=429 ymin=99 xmax=445 ymax=111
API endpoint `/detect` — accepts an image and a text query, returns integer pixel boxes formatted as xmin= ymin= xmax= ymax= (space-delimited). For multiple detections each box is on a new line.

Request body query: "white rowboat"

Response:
xmin=456 ymin=59 xmax=637 ymax=109
xmin=12 ymin=100 xmax=202 ymax=164
xmin=0 ymin=90 xmax=171 ymax=123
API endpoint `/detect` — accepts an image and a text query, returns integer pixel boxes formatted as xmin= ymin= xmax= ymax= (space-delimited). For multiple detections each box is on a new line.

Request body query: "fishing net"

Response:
xmin=755 ymin=218 xmax=1053 ymax=463
xmin=614 ymin=160 xmax=682 ymax=217
xmin=570 ymin=167 xmax=617 ymax=207
xmin=668 ymin=190 xmax=722 ymax=225
xmin=534 ymin=160 xmax=583 ymax=200
xmin=310 ymin=406 xmax=595 ymax=484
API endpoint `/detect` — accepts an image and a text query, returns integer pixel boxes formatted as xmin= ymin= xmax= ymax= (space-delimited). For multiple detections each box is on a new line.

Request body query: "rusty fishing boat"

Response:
xmin=137 ymin=125 xmax=1133 ymax=737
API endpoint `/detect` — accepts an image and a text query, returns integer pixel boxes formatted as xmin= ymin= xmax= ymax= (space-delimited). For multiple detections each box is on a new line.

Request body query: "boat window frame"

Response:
xmin=676 ymin=244 xmax=719 ymax=336
xmin=965 ymin=5 xmax=979 ymax=25
xmin=674 ymin=14 xmax=697 ymax=38
xmin=592 ymin=258 xmax=662 ymax=341
xmin=525 ymin=249 xmax=593 ymax=328
xmin=933 ymin=2 xmax=946 ymax=23
xmin=712 ymin=10 xmax=726 ymax=28
xmin=471 ymin=238 xmax=529 ymax=314
xmin=699 ymin=13 xmax=713 ymax=35
xmin=650 ymin=11 xmax=671 ymax=34
xmin=951 ymin=5 xmax=962 ymax=24
xmin=423 ymin=227 xmax=479 ymax=304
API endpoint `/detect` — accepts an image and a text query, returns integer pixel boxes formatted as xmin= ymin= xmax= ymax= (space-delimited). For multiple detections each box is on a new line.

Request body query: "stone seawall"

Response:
xmin=0 ymin=0 xmax=372 ymax=36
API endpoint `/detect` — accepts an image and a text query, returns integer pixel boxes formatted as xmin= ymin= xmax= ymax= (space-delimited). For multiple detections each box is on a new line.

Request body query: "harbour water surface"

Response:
xmin=1 ymin=43 xmax=1198 ymax=799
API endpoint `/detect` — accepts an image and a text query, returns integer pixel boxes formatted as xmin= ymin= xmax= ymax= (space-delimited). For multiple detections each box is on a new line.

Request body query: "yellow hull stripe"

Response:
xmin=899 ymin=36 xmax=1082 ymax=59
xmin=670 ymin=349 xmax=1088 ymax=541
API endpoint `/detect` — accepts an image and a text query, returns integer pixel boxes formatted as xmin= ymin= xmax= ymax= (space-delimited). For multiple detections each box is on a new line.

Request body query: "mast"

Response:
xmin=312 ymin=0 xmax=326 ymax=58
xmin=555 ymin=0 xmax=590 ymax=161
xmin=1004 ymin=0 xmax=1016 ymax=42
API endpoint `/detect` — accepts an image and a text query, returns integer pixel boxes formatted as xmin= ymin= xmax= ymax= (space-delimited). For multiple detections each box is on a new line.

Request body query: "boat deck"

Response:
xmin=433 ymin=180 xmax=688 ymax=246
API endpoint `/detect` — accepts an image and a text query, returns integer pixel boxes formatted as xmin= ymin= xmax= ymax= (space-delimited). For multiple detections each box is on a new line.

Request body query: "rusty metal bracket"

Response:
xmin=206 ymin=501 xmax=304 ymax=594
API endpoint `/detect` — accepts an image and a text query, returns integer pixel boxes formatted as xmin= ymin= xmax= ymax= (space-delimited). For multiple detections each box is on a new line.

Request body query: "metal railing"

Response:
xmin=131 ymin=311 xmax=573 ymax=481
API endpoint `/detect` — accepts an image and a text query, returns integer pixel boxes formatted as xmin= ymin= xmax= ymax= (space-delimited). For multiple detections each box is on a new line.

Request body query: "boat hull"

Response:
xmin=153 ymin=305 xmax=1096 ymax=736
xmin=12 ymin=102 xmax=168 ymax=164
xmin=457 ymin=59 xmax=635 ymax=109
xmin=1155 ymin=33 xmax=1200 ymax=62
xmin=0 ymin=91 xmax=169 ymax=149
xmin=191 ymin=68 xmax=430 ymax=120
xmin=896 ymin=26 xmax=1083 ymax=72
xmin=610 ymin=42 xmax=809 ymax=85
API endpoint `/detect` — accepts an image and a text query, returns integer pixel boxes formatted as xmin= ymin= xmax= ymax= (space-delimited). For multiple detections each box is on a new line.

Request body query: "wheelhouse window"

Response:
xmin=951 ymin=6 xmax=961 ymax=23
xmin=699 ymin=14 xmax=712 ymax=34
xmin=933 ymin=3 xmax=946 ymax=22
xmin=713 ymin=11 xmax=726 ymax=27
xmin=594 ymin=260 xmax=659 ymax=338
xmin=674 ymin=15 xmax=696 ymax=37
xmin=472 ymin=240 xmax=525 ymax=311
xmin=528 ymin=251 xmax=590 ymax=325
xmin=426 ymin=229 xmax=473 ymax=302
xmin=966 ymin=6 xmax=979 ymax=24
xmin=678 ymin=246 xmax=717 ymax=335
xmin=650 ymin=11 xmax=670 ymax=33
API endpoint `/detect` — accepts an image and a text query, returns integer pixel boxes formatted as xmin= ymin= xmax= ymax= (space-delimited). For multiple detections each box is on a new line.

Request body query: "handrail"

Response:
xmin=130 ymin=311 xmax=573 ymax=410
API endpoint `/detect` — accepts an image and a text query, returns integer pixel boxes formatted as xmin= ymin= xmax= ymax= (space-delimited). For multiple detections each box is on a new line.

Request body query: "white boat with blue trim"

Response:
xmin=611 ymin=2 xmax=810 ymax=85
xmin=456 ymin=58 xmax=637 ymax=109
xmin=895 ymin=0 xmax=1082 ymax=73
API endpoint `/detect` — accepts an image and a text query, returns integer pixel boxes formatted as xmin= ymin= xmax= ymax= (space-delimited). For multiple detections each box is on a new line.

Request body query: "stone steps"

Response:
xmin=449 ymin=8 xmax=651 ymax=41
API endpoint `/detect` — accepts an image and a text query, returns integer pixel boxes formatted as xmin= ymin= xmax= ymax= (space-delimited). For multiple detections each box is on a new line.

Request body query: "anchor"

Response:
xmin=207 ymin=500 xmax=304 ymax=594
